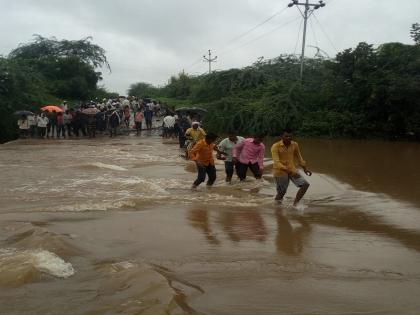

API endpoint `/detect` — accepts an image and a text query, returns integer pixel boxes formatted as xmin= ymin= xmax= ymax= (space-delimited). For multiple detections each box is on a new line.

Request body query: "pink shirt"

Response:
xmin=233 ymin=138 xmax=265 ymax=169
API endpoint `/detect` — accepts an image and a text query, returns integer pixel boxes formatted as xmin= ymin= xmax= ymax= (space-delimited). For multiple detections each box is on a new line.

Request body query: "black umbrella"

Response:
xmin=14 ymin=110 xmax=35 ymax=116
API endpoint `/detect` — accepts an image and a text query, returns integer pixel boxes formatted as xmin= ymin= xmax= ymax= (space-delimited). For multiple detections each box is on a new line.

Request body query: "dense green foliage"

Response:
xmin=0 ymin=58 xmax=53 ymax=141
xmin=131 ymin=40 xmax=420 ymax=140
xmin=0 ymin=36 xmax=116 ymax=142
xmin=127 ymin=82 xmax=162 ymax=99
xmin=411 ymin=23 xmax=420 ymax=45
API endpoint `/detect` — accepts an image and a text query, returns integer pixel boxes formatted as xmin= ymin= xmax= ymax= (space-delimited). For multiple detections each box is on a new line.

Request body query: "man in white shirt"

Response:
xmin=163 ymin=114 xmax=176 ymax=138
xmin=37 ymin=113 xmax=49 ymax=138
xmin=218 ymin=131 xmax=245 ymax=182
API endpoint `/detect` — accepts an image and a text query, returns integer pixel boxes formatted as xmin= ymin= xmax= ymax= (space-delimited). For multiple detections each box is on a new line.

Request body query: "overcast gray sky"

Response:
xmin=1 ymin=0 xmax=419 ymax=94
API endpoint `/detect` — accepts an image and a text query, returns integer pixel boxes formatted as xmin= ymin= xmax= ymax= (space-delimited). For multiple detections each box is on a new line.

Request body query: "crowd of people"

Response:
xmin=16 ymin=98 xmax=313 ymax=206
xmin=16 ymin=97 xmax=171 ymax=139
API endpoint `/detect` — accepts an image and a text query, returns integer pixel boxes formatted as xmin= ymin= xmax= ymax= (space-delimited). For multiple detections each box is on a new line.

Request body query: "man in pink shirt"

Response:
xmin=232 ymin=135 xmax=265 ymax=181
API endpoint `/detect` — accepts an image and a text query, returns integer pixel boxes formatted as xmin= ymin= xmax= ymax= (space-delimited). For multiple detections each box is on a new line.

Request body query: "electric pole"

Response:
xmin=203 ymin=49 xmax=217 ymax=74
xmin=288 ymin=0 xmax=326 ymax=81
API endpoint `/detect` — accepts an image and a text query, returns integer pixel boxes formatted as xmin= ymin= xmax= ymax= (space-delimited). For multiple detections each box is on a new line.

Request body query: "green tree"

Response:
xmin=128 ymin=82 xmax=159 ymax=98
xmin=1 ymin=36 xmax=115 ymax=142
xmin=0 ymin=57 xmax=54 ymax=142
xmin=130 ymin=40 xmax=420 ymax=141
xmin=411 ymin=23 xmax=420 ymax=44
xmin=9 ymin=35 xmax=110 ymax=100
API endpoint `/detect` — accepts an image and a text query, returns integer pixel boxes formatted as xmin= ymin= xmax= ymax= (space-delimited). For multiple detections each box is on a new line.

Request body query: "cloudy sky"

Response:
xmin=1 ymin=0 xmax=419 ymax=94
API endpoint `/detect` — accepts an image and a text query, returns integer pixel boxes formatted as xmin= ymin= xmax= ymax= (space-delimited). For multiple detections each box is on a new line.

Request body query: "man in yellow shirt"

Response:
xmin=185 ymin=122 xmax=206 ymax=159
xmin=271 ymin=129 xmax=312 ymax=206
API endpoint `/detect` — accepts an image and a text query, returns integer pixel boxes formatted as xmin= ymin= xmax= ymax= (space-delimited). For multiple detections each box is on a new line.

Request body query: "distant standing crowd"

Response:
xmin=17 ymin=97 xmax=171 ymax=139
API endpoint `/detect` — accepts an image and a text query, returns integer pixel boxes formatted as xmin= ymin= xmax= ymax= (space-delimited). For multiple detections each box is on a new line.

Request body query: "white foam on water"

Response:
xmin=88 ymin=162 xmax=127 ymax=171
xmin=133 ymin=153 xmax=179 ymax=163
xmin=31 ymin=250 xmax=75 ymax=278
xmin=292 ymin=202 xmax=308 ymax=213
xmin=0 ymin=248 xmax=75 ymax=279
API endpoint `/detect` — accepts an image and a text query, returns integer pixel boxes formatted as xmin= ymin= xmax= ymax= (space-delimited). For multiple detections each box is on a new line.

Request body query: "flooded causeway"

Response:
xmin=1 ymin=135 xmax=420 ymax=314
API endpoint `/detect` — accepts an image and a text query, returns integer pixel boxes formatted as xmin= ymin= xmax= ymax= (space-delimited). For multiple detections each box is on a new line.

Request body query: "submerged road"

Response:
xmin=1 ymin=134 xmax=420 ymax=314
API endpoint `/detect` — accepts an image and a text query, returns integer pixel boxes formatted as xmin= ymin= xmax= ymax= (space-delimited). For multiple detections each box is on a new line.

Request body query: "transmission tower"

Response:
xmin=288 ymin=0 xmax=326 ymax=80
xmin=203 ymin=49 xmax=217 ymax=74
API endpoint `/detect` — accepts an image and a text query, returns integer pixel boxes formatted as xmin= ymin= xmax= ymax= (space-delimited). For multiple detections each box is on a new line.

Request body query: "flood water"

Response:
xmin=1 ymin=133 xmax=420 ymax=314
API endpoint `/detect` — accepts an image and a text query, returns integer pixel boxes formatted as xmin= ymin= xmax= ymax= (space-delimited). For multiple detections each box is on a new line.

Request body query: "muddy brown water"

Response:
xmin=0 ymin=134 xmax=420 ymax=314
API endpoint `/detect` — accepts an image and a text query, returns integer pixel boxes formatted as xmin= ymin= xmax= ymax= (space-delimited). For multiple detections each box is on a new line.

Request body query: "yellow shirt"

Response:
xmin=185 ymin=127 xmax=206 ymax=142
xmin=189 ymin=139 xmax=215 ymax=166
xmin=271 ymin=140 xmax=306 ymax=177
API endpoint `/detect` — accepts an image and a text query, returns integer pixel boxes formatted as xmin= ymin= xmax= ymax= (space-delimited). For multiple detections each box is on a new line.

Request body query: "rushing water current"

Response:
xmin=1 ymin=134 xmax=420 ymax=314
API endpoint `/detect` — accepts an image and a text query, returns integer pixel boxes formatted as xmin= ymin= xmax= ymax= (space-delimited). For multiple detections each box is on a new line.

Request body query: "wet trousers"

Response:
xmin=194 ymin=164 xmax=216 ymax=187
xmin=236 ymin=161 xmax=262 ymax=180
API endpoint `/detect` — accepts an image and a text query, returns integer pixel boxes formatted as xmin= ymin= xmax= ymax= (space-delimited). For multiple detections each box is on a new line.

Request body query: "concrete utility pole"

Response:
xmin=288 ymin=0 xmax=326 ymax=81
xmin=203 ymin=49 xmax=217 ymax=74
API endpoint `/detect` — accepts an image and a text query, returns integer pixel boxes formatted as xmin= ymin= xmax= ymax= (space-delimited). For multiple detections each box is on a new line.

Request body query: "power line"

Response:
xmin=184 ymin=0 xmax=335 ymax=75
xmin=309 ymin=18 xmax=319 ymax=49
xmin=185 ymin=4 xmax=289 ymax=73
xmin=294 ymin=18 xmax=304 ymax=56
xmin=312 ymin=12 xmax=338 ymax=53
xmin=225 ymin=6 xmax=290 ymax=46
xmin=184 ymin=57 xmax=204 ymax=71
xmin=220 ymin=15 xmax=301 ymax=58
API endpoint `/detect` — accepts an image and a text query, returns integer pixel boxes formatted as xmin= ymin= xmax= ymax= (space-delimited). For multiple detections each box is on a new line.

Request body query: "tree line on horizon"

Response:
xmin=0 ymin=35 xmax=118 ymax=142
xmin=129 ymin=24 xmax=420 ymax=140
xmin=1 ymin=25 xmax=419 ymax=143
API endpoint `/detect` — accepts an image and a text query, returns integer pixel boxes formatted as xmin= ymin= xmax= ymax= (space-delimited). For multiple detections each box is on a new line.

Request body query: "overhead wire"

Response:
xmin=312 ymin=12 xmax=338 ymax=53
xmin=293 ymin=18 xmax=304 ymax=56
xmin=184 ymin=57 xmax=204 ymax=71
xmin=219 ymin=15 xmax=301 ymax=58
xmin=183 ymin=5 xmax=289 ymax=72
xmin=184 ymin=1 xmax=336 ymax=73
xmin=224 ymin=6 xmax=290 ymax=48
xmin=309 ymin=18 xmax=319 ymax=49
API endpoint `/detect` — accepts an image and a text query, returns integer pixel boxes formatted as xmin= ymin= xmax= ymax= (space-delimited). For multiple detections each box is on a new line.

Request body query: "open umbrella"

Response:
xmin=14 ymin=110 xmax=35 ymax=116
xmin=41 ymin=105 xmax=63 ymax=113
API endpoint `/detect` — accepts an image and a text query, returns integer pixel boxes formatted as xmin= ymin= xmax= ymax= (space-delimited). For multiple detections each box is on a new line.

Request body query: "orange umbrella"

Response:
xmin=41 ymin=105 xmax=63 ymax=113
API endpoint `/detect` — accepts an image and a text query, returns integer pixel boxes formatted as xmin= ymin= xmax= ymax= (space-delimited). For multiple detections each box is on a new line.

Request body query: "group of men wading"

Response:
xmin=187 ymin=128 xmax=312 ymax=206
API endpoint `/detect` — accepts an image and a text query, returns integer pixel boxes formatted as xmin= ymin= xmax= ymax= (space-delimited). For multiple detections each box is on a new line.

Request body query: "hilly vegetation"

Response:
xmin=129 ymin=24 xmax=420 ymax=140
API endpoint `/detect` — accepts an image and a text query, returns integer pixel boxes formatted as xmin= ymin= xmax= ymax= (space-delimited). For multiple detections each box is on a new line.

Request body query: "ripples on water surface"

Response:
xmin=0 ymin=135 xmax=420 ymax=314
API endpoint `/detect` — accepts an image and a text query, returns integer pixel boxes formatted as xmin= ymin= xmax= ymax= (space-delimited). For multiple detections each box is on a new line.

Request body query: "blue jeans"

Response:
xmin=224 ymin=161 xmax=234 ymax=179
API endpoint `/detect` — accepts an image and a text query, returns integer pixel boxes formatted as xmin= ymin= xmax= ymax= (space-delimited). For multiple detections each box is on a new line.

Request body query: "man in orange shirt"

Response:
xmin=189 ymin=133 xmax=224 ymax=190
